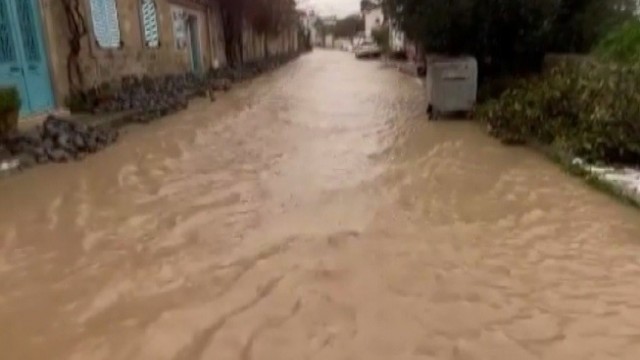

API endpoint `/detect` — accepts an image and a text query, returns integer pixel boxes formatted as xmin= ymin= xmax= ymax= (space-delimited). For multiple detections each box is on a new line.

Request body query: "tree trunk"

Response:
xmin=61 ymin=0 xmax=88 ymax=95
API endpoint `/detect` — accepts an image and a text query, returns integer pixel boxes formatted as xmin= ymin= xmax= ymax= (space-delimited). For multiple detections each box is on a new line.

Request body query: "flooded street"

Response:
xmin=2 ymin=50 xmax=640 ymax=359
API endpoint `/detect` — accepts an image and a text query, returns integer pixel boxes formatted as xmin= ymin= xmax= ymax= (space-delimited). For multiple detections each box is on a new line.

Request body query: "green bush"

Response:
xmin=0 ymin=87 xmax=21 ymax=114
xmin=477 ymin=61 xmax=640 ymax=164
xmin=0 ymin=87 xmax=21 ymax=137
xmin=385 ymin=0 xmax=637 ymax=79
xmin=372 ymin=27 xmax=390 ymax=53
xmin=595 ymin=19 xmax=640 ymax=64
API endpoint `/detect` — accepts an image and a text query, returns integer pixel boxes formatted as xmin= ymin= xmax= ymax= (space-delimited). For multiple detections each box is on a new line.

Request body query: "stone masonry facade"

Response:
xmin=37 ymin=0 xmax=299 ymax=109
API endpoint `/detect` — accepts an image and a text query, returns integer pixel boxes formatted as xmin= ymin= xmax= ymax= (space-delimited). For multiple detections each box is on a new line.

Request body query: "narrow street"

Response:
xmin=2 ymin=50 xmax=640 ymax=359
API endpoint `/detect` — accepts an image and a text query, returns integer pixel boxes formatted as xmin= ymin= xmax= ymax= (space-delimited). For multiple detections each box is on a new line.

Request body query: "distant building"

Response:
xmin=361 ymin=3 xmax=384 ymax=39
xmin=361 ymin=0 xmax=406 ymax=54
xmin=0 ymin=0 xmax=300 ymax=118
xmin=321 ymin=16 xmax=338 ymax=28
xmin=389 ymin=24 xmax=406 ymax=53
xmin=334 ymin=37 xmax=354 ymax=51
xmin=324 ymin=34 xmax=334 ymax=48
xmin=300 ymin=10 xmax=320 ymax=47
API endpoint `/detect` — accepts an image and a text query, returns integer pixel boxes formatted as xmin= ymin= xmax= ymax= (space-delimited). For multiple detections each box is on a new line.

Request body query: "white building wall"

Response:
xmin=390 ymin=24 xmax=406 ymax=52
xmin=301 ymin=13 xmax=320 ymax=47
xmin=364 ymin=7 xmax=384 ymax=38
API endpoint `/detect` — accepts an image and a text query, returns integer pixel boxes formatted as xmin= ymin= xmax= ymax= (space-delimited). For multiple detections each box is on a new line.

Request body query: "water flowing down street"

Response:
xmin=2 ymin=50 xmax=640 ymax=359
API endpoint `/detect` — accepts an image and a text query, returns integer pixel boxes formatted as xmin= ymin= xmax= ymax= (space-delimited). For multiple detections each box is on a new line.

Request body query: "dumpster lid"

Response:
xmin=426 ymin=55 xmax=476 ymax=65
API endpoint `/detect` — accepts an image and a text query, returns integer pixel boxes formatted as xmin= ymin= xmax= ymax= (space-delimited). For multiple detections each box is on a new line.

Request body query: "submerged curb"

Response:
xmin=577 ymin=161 xmax=640 ymax=207
xmin=531 ymin=142 xmax=640 ymax=208
xmin=0 ymin=53 xmax=306 ymax=178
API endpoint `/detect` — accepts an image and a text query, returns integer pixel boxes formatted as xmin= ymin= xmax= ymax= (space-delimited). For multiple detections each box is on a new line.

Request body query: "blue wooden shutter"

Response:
xmin=0 ymin=0 xmax=16 ymax=63
xmin=89 ymin=0 xmax=121 ymax=48
xmin=141 ymin=0 xmax=159 ymax=47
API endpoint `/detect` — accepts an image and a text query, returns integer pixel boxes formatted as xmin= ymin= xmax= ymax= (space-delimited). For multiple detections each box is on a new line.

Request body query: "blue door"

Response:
xmin=186 ymin=16 xmax=202 ymax=72
xmin=0 ymin=0 xmax=29 ymax=114
xmin=0 ymin=0 xmax=53 ymax=116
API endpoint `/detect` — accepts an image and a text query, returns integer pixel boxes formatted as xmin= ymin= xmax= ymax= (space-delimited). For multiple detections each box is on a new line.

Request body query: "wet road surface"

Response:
xmin=2 ymin=50 xmax=640 ymax=359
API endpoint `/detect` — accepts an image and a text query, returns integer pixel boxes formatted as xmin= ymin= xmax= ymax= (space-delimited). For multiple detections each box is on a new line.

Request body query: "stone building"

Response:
xmin=1 ymin=0 xmax=299 ymax=118
xmin=1 ymin=0 xmax=226 ymax=116
xmin=46 ymin=0 xmax=228 ymax=110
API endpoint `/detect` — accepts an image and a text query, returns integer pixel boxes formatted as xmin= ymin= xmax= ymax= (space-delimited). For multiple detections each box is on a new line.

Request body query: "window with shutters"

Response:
xmin=140 ymin=0 xmax=159 ymax=48
xmin=89 ymin=0 xmax=121 ymax=48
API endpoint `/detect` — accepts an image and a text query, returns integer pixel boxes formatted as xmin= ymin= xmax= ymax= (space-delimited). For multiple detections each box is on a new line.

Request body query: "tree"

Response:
xmin=548 ymin=0 xmax=638 ymax=52
xmin=218 ymin=0 xmax=248 ymax=66
xmin=384 ymin=0 xmax=637 ymax=78
xmin=217 ymin=0 xmax=298 ymax=65
xmin=361 ymin=0 xmax=380 ymax=12
xmin=372 ymin=27 xmax=389 ymax=52
xmin=333 ymin=15 xmax=364 ymax=39
xmin=61 ymin=0 xmax=89 ymax=95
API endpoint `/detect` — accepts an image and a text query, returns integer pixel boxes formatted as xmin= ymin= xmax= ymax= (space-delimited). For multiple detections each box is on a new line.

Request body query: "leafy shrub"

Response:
xmin=595 ymin=19 xmax=640 ymax=64
xmin=477 ymin=61 xmax=640 ymax=164
xmin=65 ymin=92 xmax=91 ymax=114
xmin=0 ymin=87 xmax=21 ymax=137
xmin=385 ymin=0 xmax=637 ymax=79
xmin=372 ymin=27 xmax=390 ymax=53
xmin=0 ymin=87 xmax=20 ymax=114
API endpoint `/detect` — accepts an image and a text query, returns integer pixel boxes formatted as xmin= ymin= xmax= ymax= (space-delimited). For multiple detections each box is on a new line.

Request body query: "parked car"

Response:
xmin=341 ymin=43 xmax=354 ymax=52
xmin=355 ymin=42 xmax=381 ymax=59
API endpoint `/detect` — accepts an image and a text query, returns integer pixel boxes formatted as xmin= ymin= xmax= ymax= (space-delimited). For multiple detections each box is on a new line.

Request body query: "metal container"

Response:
xmin=425 ymin=56 xmax=478 ymax=119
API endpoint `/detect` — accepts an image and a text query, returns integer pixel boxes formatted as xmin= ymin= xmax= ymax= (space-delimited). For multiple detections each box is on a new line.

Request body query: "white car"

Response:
xmin=341 ymin=43 xmax=354 ymax=52
xmin=355 ymin=42 xmax=382 ymax=59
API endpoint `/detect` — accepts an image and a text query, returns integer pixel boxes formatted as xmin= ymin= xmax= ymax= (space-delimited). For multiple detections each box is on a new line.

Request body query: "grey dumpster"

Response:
xmin=425 ymin=56 xmax=478 ymax=120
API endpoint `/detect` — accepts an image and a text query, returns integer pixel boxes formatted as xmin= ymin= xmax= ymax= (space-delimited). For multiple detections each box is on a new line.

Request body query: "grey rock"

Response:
xmin=49 ymin=149 xmax=71 ymax=163
xmin=86 ymin=138 xmax=98 ymax=153
xmin=74 ymin=134 xmax=86 ymax=150
xmin=29 ymin=146 xmax=46 ymax=159
xmin=57 ymin=133 xmax=70 ymax=149
xmin=36 ymin=154 xmax=49 ymax=164
xmin=17 ymin=153 xmax=37 ymax=168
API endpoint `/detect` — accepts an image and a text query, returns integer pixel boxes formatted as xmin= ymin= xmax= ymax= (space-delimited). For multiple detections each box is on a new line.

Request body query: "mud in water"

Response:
xmin=1 ymin=50 xmax=640 ymax=360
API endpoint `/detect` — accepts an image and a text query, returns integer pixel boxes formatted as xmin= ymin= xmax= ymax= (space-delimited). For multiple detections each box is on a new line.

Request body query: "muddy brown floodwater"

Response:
xmin=2 ymin=50 xmax=640 ymax=360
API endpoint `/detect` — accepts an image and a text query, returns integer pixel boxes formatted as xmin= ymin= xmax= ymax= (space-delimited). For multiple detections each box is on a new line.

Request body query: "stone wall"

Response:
xmin=40 ymin=0 xmax=226 ymax=107
xmin=39 ymin=0 xmax=300 ymax=109
xmin=242 ymin=23 xmax=300 ymax=63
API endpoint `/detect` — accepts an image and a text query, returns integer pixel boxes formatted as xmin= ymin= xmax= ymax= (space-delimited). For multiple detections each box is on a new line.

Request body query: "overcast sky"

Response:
xmin=302 ymin=0 xmax=361 ymax=17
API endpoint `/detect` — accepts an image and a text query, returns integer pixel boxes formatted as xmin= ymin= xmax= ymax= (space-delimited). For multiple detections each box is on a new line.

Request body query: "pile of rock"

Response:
xmin=89 ymin=73 xmax=200 ymax=115
xmin=68 ymin=53 xmax=302 ymax=117
xmin=2 ymin=116 xmax=118 ymax=167
xmin=0 ymin=52 xmax=305 ymax=175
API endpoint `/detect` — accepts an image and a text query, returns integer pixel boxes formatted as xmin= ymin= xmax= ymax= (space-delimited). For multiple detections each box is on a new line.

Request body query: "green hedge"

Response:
xmin=477 ymin=61 xmax=640 ymax=165
xmin=0 ymin=87 xmax=20 ymax=114
xmin=595 ymin=19 xmax=640 ymax=64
